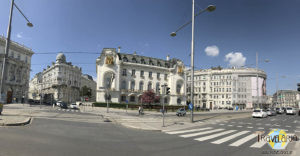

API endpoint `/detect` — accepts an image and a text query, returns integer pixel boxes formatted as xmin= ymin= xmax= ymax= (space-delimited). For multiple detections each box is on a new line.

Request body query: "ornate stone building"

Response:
xmin=29 ymin=53 xmax=97 ymax=103
xmin=273 ymin=90 xmax=299 ymax=108
xmin=0 ymin=36 xmax=34 ymax=103
xmin=186 ymin=67 xmax=267 ymax=110
xmin=96 ymin=48 xmax=186 ymax=105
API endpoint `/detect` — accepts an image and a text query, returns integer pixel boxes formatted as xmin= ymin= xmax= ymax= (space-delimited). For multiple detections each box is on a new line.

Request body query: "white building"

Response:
xmin=273 ymin=90 xmax=299 ymax=108
xmin=0 ymin=36 xmax=34 ymax=103
xmin=96 ymin=48 xmax=186 ymax=105
xmin=29 ymin=53 xmax=96 ymax=103
xmin=186 ymin=67 xmax=267 ymax=110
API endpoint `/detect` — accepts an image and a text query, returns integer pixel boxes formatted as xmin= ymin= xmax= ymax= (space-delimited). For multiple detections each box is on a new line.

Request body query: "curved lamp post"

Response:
xmin=170 ymin=1 xmax=215 ymax=123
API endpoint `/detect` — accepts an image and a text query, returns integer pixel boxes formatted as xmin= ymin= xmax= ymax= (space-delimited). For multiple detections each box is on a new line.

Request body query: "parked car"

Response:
xmin=252 ymin=109 xmax=267 ymax=118
xmin=286 ymin=107 xmax=296 ymax=115
xmin=70 ymin=103 xmax=79 ymax=109
xmin=276 ymin=107 xmax=284 ymax=114
xmin=59 ymin=102 xmax=68 ymax=109
xmin=176 ymin=108 xmax=186 ymax=116
xmin=267 ymin=108 xmax=277 ymax=116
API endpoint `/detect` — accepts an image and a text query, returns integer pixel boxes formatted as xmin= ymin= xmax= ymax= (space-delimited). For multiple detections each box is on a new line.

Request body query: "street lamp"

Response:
xmin=0 ymin=0 xmax=33 ymax=103
xmin=170 ymin=1 xmax=215 ymax=123
xmin=255 ymin=52 xmax=269 ymax=109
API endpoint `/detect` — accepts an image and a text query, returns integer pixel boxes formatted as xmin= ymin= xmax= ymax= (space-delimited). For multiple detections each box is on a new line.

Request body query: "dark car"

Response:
xmin=59 ymin=102 xmax=68 ymax=109
xmin=176 ymin=108 xmax=186 ymax=116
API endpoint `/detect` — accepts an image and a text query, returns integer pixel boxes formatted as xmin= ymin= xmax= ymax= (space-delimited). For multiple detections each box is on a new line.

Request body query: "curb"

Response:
xmin=0 ymin=117 xmax=32 ymax=126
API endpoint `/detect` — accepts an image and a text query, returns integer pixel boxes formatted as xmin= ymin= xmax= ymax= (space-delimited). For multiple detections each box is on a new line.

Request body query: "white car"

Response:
xmin=286 ymin=107 xmax=296 ymax=115
xmin=252 ymin=109 xmax=267 ymax=118
xmin=56 ymin=101 xmax=63 ymax=106
xmin=70 ymin=103 xmax=79 ymax=109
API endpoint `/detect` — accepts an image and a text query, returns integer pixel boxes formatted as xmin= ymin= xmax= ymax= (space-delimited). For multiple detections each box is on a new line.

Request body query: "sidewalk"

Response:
xmin=79 ymin=105 xmax=252 ymax=132
xmin=0 ymin=104 xmax=32 ymax=126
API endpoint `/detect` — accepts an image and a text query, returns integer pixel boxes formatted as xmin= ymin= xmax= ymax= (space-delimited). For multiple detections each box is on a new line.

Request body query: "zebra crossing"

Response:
xmin=56 ymin=108 xmax=80 ymax=113
xmin=163 ymin=126 xmax=294 ymax=149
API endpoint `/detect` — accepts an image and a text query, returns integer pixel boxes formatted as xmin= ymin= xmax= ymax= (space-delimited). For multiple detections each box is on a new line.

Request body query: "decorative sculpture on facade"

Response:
xmin=105 ymin=56 xmax=114 ymax=65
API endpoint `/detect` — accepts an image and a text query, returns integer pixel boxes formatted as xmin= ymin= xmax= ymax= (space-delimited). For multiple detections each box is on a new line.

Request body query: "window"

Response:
xmin=132 ymin=57 xmax=137 ymax=63
xmin=132 ymin=69 xmax=135 ymax=76
xmin=156 ymin=83 xmax=160 ymax=93
xmin=176 ymin=84 xmax=182 ymax=94
xmin=130 ymin=81 xmax=135 ymax=90
xmin=148 ymin=82 xmax=152 ymax=90
xmin=121 ymin=95 xmax=126 ymax=102
xmin=177 ymin=98 xmax=182 ymax=104
xmin=141 ymin=59 xmax=146 ymax=64
xmin=122 ymin=69 xmax=127 ymax=76
xmin=164 ymin=74 xmax=168 ymax=80
xmin=139 ymin=81 xmax=144 ymax=91
xmin=149 ymin=71 xmax=152 ymax=78
xmin=121 ymin=80 xmax=126 ymax=90
xmin=122 ymin=57 xmax=128 ymax=62
xmin=130 ymin=96 xmax=135 ymax=102
xmin=157 ymin=73 xmax=160 ymax=79
xmin=140 ymin=70 xmax=144 ymax=77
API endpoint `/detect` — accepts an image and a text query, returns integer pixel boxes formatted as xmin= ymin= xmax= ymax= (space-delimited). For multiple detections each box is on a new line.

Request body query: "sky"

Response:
xmin=0 ymin=0 xmax=300 ymax=95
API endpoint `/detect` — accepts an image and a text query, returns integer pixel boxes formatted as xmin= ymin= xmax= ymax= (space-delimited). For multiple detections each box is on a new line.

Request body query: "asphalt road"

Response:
xmin=0 ymin=114 xmax=299 ymax=156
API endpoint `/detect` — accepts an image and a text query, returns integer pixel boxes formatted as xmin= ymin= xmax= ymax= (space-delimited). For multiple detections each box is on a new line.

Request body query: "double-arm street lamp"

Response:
xmin=0 ymin=0 xmax=33 ymax=103
xmin=170 ymin=1 xmax=215 ymax=123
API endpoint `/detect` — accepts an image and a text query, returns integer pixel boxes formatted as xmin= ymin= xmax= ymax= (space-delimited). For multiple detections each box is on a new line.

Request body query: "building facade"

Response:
xmin=96 ymin=48 xmax=186 ymax=105
xmin=273 ymin=90 xmax=299 ymax=108
xmin=0 ymin=36 xmax=34 ymax=103
xmin=186 ymin=67 xmax=267 ymax=110
xmin=29 ymin=53 xmax=96 ymax=104
xmin=81 ymin=74 xmax=96 ymax=102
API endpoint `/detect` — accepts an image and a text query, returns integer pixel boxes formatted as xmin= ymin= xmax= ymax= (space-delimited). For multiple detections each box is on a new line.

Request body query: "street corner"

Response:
xmin=0 ymin=116 xmax=32 ymax=126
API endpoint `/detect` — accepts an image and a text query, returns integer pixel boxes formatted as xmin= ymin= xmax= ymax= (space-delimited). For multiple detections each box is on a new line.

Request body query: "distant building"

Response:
xmin=0 ymin=36 xmax=34 ymax=103
xmin=186 ymin=67 xmax=267 ymax=110
xmin=96 ymin=48 xmax=186 ymax=105
xmin=81 ymin=74 xmax=96 ymax=102
xmin=29 ymin=53 xmax=96 ymax=103
xmin=273 ymin=90 xmax=299 ymax=108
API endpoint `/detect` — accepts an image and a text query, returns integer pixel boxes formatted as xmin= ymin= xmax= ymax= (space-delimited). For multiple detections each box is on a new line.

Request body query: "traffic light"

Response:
xmin=186 ymin=100 xmax=191 ymax=106
xmin=297 ymin=83 xmax=300 ymax=92
xmin=166 ymin=87 xmax=170 ymax=95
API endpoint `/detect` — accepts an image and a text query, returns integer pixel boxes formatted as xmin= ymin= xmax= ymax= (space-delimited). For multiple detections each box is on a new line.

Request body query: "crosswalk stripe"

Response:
xmin=247 ymin=127 xmax=253 ymax=129
xmin=228 ymin=125 xmax=233 ymax=127
xmin=237 ymin=126 xmax=243 ymax=128
xmin=211 ymin=131 xmax=250 ymax=144
xmin=180 ymin=129 xmax=224 ymax=138
xmin=250 ymin=140 xmax=266 ymax=148
xmin=195 ymin=130 xmax=236 ymax=142
xmin=166 ymin=127 xmax=212 ymax=135
xmin=229 ymin=134 xmax=257 ymax=147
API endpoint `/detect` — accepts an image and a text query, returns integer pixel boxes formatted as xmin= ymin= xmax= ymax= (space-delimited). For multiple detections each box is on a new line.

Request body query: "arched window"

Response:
xmin=130 ymin=81 xmax=135 ymax=90
xmin=177 ymin=98 xmax=182 ymax=104
xmin=148 ymin=82 xmax=152 ymax=91
xmin=139 ymin=81 xmax=144 ymax=91
xmin=121 ymin=80 xmax=127 ymax=90
xmin=157 ymin=61 xmax=161 ymax=66
xmin=176 ymin=84 xmax=182 ymax=94
xmin=149 ymin=59 xmax=153 ymax=65
xmin=123 ymin=57 xmax=128 ymax=62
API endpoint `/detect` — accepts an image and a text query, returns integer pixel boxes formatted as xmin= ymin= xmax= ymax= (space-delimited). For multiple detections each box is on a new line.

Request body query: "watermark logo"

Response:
xmin=258 ymin=129 xmax=298 ymax=150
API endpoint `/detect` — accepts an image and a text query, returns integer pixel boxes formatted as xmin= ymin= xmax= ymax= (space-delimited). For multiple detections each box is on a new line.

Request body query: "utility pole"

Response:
xmin=190 ymin=0 xmax=195 ymax=123
xmin=256 ymin=52 xmax=259 ymax=109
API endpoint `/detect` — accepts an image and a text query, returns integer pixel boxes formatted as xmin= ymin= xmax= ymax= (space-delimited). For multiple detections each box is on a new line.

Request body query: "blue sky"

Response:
xmin=0 ymin=0 xmax=299 ymax=95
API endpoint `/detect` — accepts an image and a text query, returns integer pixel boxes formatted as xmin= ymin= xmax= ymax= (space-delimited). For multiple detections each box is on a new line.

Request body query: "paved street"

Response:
xmin=1 ymin=110 xmax=299 ymax=156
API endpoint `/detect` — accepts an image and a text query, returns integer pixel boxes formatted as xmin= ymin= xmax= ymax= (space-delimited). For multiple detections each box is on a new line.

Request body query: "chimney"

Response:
xmin=118 ymin=46 xmax=121 ymax=53
xmin=166 ymin=55 xmax=170 ymax=61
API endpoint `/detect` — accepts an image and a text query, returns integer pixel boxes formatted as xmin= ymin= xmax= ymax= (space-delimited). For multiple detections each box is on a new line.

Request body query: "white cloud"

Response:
xmin=16 ymin=32 xmax=23 ymax=38
xmin=225 ymin=52 xmax=246 ymax=67
xmin=205 ymin=45 xmax=219 ymax=57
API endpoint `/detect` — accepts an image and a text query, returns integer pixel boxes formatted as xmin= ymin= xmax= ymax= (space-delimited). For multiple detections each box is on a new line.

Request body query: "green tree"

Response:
xmin=80 ymin=86 xmax=92 ymax=98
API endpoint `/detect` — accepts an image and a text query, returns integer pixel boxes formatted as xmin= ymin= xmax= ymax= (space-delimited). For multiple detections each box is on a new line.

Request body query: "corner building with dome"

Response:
xmin=96 ymin=48 xmax=186 ymax=105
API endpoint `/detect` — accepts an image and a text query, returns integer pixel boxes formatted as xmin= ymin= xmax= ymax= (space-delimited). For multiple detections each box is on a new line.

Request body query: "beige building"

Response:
xmin=186 ymin=67 xmax=267 ymax=110
xmin=273 ymin=90 xmax=299 ymax=108
xmin=81 ymin=74 xmax=96 ymax=102
xmin=0 ymin=36 xmax=34 ymax=103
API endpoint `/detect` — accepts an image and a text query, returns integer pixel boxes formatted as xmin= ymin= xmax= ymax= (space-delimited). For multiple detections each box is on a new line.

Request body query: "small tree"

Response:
xmin=141 ymin=90 xmax=156 ymax=106
xmin=80 ymin=86 xmax=92 ymax=98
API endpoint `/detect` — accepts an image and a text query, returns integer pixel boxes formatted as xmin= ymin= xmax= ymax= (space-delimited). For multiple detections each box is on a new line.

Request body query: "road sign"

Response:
xmin=188 ymin=103 xmax=193 ymax=110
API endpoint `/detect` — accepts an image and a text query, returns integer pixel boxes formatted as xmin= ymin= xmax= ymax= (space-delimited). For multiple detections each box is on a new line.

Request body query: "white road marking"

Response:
xmin=295 ymin=130 xmax=300 ymax=133
xmin=195 ymin=130 xmax=236 ymax=142
xmin=247 ymin=127 xmax=253 ymax=129
xmin=266 ymin=124 xmax=271 ymax=126
xmin=219 ymin=124 xmax=225 ymax=126
xmin=166 ymin=127 xmax=212 ymax=135
xmin=238 ymin=122 xmax=243 ymax=124
xmin=211 ymin=131 xmax=250 ymax=144
xmin=293 ymin=120 xmax=297 ymax=123
xmin=247 ymin=123 xmax=252 ymax=125
xmin=231 ymin=122 xmax=236 ymax=123
xmin=258 ymin=127 xmax=264 ymax=129
xmin=180 ymin=129 xmax=224 ymax=138
xmin=250 ymin=140 xmax=266 ymax=148
xmin=228 ymin=125 xmax=233 ymax=127
xmin=229 ymin=134 xmax=257 ymax=147
xmin=285 ymin=126 xmax=291 ymax=128
xmin=237 ymin=126 xmax=243 ymax=128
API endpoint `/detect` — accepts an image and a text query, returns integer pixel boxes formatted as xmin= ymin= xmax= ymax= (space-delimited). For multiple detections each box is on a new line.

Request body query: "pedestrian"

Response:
xmin=138 ymin=106 xmax=141 ymax=115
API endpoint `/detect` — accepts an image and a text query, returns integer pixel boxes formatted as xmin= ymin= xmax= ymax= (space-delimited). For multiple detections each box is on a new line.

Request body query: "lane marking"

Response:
xmin=229 ymin=134 xmax=257 ymax=147
xmin=285 ymin=126 xmax=291 ymax=128
xmin=180 ymin=129 xmax=224 ymax=138
xmin=211 ymin=131 xmax=250 ymax=144
xmin=228 ymin=125 xmax=233 ymax=127
xmin=166 ymin=127 xmax=212 ymax=135
xmin=237 ymin=126 xmax=243 ymax=128
xmin=195 ymin=130 xmax=237 ymax=142
xmin=247 ymin=127 xmax=253 ymax=129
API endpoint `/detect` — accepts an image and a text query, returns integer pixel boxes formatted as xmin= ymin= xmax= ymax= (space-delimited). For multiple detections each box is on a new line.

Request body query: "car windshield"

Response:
xmin=286 ymin=108 xmax=292 ymax=110
xmin=253 ymin=110 xmax=261 ymax=112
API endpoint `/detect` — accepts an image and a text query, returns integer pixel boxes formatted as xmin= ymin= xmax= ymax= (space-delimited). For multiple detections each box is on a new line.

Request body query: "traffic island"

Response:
xmin=0 ymin=116 xmax=32 ymax=126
